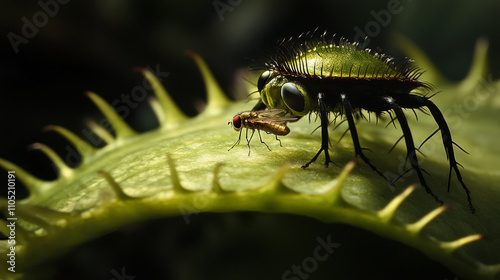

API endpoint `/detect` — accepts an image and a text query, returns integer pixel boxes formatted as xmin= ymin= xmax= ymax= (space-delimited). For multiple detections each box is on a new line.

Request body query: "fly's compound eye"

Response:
xmin=232 ymin=115 xmax=242 ymax=130
xmin=257 ymin=70 xmax=272 ymax=92
xmin=281 ymin=82 xmax=310 ymax=115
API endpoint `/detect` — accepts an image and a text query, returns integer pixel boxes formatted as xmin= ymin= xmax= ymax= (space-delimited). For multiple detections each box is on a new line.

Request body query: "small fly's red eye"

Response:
xmin=233 ymin=115 xmax=241 ymax=128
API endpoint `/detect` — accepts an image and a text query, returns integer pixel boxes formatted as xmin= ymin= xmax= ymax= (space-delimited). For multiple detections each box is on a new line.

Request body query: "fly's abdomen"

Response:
xmin=259 ymin=122 xmax=290 ymax=136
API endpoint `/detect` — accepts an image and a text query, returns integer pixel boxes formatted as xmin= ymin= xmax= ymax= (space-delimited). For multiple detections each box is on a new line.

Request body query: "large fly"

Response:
xmin=238 ymin=29 xmax=475 ymax=213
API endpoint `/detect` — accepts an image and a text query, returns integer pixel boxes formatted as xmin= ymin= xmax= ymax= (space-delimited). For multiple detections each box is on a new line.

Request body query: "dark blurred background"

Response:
xmin=1 ymin=0 xmax=499 ymax=279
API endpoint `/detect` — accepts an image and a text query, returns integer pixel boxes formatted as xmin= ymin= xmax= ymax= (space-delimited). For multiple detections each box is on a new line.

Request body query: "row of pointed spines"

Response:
xmin=3 ymin=156 xmax=483 ymax=249
xmin=0 ymin=158 xmax=439 ymax=230
xmin=0 ymin=153 xmax=278 ymax=238
xmin=0 ymin=53 xmax=230 ymax=189
xmin=393 ymin=35 xmax=491 ymax=90
xmin=0 ymin=153 xmax=231 ymax=241
xmin=0 ymin=156 xmax=495 ymax=278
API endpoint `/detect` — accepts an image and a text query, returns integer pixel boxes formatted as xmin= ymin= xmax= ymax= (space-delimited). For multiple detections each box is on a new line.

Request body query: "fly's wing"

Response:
xmin=255 ymin=109 xmax=300 ymax=123
xmin=257 ymin=109 xmax=287 ymax=116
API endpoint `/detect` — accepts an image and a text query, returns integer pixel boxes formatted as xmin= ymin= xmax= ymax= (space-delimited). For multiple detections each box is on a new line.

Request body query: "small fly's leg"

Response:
xmin=275 ymin=135 xmax=283 ymax=147
xmin=302 ymin=92 xmax=333 ymax=169
xmin=341 ymin=94 xmax=390 ymax=183
xmin=228 ymin=130 xmax=243 ymax=151
xmin=386 ymin=97 xmax=443 ymax=206
xmin=246 ymin=128 xmax=254 ymax=156
xmin=265 ymin=132 xmax=283 ymax=147
xmin=258 ymin=129 xmax=271 ymax=152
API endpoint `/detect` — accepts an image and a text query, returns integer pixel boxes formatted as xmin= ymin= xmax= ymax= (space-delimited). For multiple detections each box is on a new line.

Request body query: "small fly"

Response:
xmin=228 ymin=109 xmax=298 ymax=155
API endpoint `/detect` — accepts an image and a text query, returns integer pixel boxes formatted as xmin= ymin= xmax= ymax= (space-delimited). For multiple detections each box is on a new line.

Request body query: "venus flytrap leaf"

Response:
xmin=84 ymin=91 xmax=137 ymax=140
xmin=137 ymin=67 xmax=188 ymax=127
xmin=28 ymin=143 xmax=73 ymax=179
xmin=188 ymin=51 xmax=232 ymax=112
xmin=166 ymin=154 xmax=187 ymax=194
xmin=459 ymin=38 xmax=490 ymax=93
xmin=210 ymin=162 xmax=225 ymax=193
xmin=85 ymin=119 xmax=115 ymax=144
xmin=0 ymin=159 xmax=54 ymax=202
xmin=13 ymin=207 xmax=52 ymax=232
xmin=377 ymin=183 xmax=417 ymax=222
xmin=18 ymin=204 xmax=72 ymax=223
xmin=43 ymin=125 xmax=98 ymax=159
xmin=392 ymin=34 xmax=450 ymax=87
xmin=147 ymin=96 xmax=167 ymax=126
xmin=440 ymin=234 xmax=485 ymax=253
xmin=405 ymin=205 xmax=450 ymax=234
xmin=97 ymin=170 xmax=137 ymax=201
xmin=322 ymin=160 xmax=357 ymax=207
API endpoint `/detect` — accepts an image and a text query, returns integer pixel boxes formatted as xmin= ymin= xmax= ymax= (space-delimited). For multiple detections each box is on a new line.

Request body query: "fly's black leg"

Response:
xmin=341 ymin=94 xmax=390 ymax=183
xmin=252 ymin=99 xmax=267 ymax=111
xmin=386 ymin=97 xmax=443 ymax=206
xmin=413 ymin=96 xmax=475 ymax=213
xmin=302 ymin=92 xmax=333 ymax=169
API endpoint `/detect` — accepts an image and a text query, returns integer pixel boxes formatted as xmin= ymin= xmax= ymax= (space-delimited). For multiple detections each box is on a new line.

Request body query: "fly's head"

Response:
xmin=228 ymin=114 xmax=242 ymax=131
xmin=257 ymin=70 xmax=315 ymax=117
